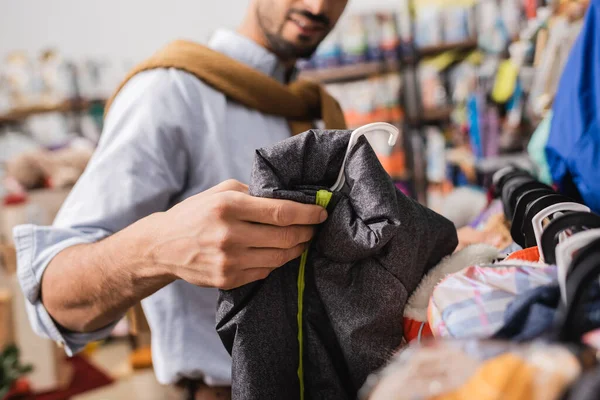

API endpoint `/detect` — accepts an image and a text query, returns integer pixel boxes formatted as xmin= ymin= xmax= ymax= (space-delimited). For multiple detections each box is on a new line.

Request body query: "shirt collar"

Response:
xmin=208 ymin=29 xmax=298 ymax=84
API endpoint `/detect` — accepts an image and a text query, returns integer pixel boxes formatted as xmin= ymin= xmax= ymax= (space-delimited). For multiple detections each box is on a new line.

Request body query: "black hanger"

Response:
xmin=510 ymin=186 xmax=555 ymax=247
xmin=493 ymin=167 xmax=532 ymax=198
xmin=501 ymin=175 xmax=537 ymax=219
xmin=554 ymin=238 xmax=600 ymax=343
xmin=541 ymin=212 xmax=600 ymax=265
xmin=521 ymin=194 xmax=577 ymax=248
xmin=508 ymin=181 xmax=553 ymax=218
xmin=508 ymin=181 xmax=556 ymax=247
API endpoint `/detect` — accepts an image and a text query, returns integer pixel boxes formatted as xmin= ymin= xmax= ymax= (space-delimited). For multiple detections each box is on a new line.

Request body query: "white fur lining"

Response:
xmin=403 ymin=244 xmax=500 ymax=322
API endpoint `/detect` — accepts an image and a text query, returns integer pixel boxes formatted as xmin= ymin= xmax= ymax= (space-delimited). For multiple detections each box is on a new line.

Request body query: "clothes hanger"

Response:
xmin=501 ymin=175 xmax=537 ymax=219
xmin=541 ymin=213 xmax=600 ymax=265
xmin=554 ymin=238 xmax=600 ymax=343
xmin=330 ymin=122 xmax=399 ymax=192
xmin=555 ymin=229 xmax=600 ymax=304
xmin=509 ymin=184 xmax=554 ymax=246
xmin=531 ymin=202 xmax=591 ymax=259
xmin=492 ymin=166 xmax=531 ymax=197
xmin=492 ymin=165 xmax=519 ymax=188
xmin=520 ymin=193 xmax=579 ymax=248
xmin=507 ymin=180 xmax=551 ymax=219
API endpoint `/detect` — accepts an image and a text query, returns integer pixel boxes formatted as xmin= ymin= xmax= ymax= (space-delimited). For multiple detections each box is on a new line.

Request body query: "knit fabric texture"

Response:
xmin=216 ymin=129 xmax=458 ymax=399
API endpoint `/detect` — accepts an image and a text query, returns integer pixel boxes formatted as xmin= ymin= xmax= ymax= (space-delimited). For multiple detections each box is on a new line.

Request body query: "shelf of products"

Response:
xmin=298 ymin=38 xmax=477 ymax=85
xmin=0 ymin=99 xmax=106 ymax=125
xmin=299 ymin=61 xmax=400 ymax=84
xmin=407 ymin=106 xmax=453 ymax=125
xmin=417 ymin=39 xmax=479 ymax=58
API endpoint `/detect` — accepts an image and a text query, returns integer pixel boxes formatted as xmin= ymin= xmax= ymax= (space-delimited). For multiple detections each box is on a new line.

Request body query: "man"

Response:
xmin=15 ymin=0 xmax=348 ymax=396
xmin=15 ymin=0 xmax=499 ymax=397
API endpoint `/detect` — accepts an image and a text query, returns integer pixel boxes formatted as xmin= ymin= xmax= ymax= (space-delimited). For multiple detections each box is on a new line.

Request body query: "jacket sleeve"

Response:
xmin=13 ymin=69 xmax=194 ymax=355
xmin=547 ymin=0 xmax=600 ymax=213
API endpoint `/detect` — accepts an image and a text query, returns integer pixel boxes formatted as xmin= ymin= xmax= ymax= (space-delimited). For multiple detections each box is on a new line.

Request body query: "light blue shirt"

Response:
xmin=14 ymin=29 xmax=294 ymax=386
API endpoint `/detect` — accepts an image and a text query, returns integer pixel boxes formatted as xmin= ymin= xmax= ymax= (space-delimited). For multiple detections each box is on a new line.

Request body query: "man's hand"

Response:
xmin=145 ymin=180 xmax=328 ymax=290
xmin=41 ymin=179 xmax=327 ymax=332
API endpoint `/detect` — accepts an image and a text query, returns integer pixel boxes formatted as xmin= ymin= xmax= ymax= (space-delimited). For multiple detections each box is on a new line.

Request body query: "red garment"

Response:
xmin=505 ymin=247 xmax=540 ymax=262
xmin=404 ymin=318 xmax=434 ymax=343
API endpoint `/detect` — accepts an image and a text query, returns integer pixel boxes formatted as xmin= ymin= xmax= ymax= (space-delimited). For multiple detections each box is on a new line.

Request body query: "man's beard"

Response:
xmin=257 ymin=8 xmax=320 ymax=60
xmin=263 ymin=30 xmax=318 ymax=60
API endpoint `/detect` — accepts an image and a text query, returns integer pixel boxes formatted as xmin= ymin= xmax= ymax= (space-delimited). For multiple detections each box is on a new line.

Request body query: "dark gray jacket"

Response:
xmin=216 ymin=130 xmax=458 ymax=399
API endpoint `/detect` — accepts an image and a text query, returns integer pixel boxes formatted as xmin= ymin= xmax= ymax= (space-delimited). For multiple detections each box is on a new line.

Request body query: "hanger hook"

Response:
xmin=330 ymin=122 xmax=399 ymax=192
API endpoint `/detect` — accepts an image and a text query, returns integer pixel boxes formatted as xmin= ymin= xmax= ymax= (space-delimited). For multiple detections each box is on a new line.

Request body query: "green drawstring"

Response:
xmin=297 ymin=190 xmax=332 ymax=400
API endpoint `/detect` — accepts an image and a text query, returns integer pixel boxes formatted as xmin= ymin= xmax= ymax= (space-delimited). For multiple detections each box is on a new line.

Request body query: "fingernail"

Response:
xmin=319 ymin=209 xmax=328 ymax=222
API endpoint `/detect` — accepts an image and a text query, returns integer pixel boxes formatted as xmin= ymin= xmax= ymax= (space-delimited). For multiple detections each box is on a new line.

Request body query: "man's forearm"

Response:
xmin=41 ymin=214 xmax=175 ymax=333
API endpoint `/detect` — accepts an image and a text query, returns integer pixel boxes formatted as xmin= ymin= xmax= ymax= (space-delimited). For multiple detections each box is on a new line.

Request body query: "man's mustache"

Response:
xmin=288 ymin=8 xmax=331 ymax=27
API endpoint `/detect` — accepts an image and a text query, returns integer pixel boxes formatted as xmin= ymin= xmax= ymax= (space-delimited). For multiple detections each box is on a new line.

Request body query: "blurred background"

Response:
xmin=0 ymin=0 xmax=588 ymax=398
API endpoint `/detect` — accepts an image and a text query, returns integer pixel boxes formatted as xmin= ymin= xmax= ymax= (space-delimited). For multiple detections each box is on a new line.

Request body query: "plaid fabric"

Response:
xmin=428 ymin=264 xmax=557 ymax=339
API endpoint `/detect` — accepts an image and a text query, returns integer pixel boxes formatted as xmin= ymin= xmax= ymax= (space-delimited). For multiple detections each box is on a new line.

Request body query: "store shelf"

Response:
xmin=298 ymin=40 xmax=477 ymax=83
xmin=418 ymin=39 xmax=479 ymax=56
xmin=475 ymin=153 xmax=534 ymax=174
xmin=422 ymin=106 xmax=453 ymax=121
xmin=299 ymin=60 xmax=400 ymax=83
xmin=0 ymin=98 xmax=105 ymax=124
xmin=401 ymin=38 xmax=479 ymax=64
xmin=406 ymin=106 xmax=453 ymax=125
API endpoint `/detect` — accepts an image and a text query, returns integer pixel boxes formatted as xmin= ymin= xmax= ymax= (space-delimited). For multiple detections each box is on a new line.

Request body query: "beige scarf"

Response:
xmin=105 ymin=39 xmax=347 ymax=134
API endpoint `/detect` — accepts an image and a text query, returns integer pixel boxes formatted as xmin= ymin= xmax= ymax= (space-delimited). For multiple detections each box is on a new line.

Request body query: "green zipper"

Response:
xmin=297 ymin=190 xmax=332 ymax=400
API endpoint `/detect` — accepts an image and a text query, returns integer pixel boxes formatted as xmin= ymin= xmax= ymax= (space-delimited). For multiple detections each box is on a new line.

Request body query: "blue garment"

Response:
xmin=547 ymin=0 xmax=600 ymax=213
xmin=493 ymin=283 xmax=600 ymax=341
xmin=13 ymin=29 xmax=294 ymax=385
xmin=528 ymin=111 xmax=553 ymax=185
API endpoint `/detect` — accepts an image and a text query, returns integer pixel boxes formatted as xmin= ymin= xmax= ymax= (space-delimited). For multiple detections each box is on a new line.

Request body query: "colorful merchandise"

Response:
xmin=312 ymin=29 xmax=342 ymax=68
xmin=443 ymin=6 xmax=474 ymax=43
xmin=363 ymin=14 xmax=383 ymax=62
xmin=419 ymin=64 xmax=447 ymax=110
xmin=426 ymin=127 xmax=446 ymax=183
xmin=339 ymin=15 xmax=368 ymax=65
xmin=494 ymin=283 xmax=600 ymax=342
xmin=477 ymin=0 xmax=511 ymax=54
xmin=403 ymin=244 xmax=499 ymax=344
xmin=414 ymin=6 xmax=443 ymax=48
xmin=527 ymin=111 xmax=553 ymax=185
xmin=378 ymin=13 xmax=400 ymax=61
xmin=364 ymin=339 xmax=583 ymax=400
xmin=428 ymin=263 xmax=557 ymax=339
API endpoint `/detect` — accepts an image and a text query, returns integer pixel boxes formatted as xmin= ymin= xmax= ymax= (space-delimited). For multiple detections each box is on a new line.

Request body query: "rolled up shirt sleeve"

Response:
xmin=13 ymin=69 xmax=193 ymax=355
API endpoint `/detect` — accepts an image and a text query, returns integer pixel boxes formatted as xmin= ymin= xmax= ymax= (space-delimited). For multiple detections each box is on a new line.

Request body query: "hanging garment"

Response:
xmin=216 ymin=129 xmax=458 ymax=400
xmin=428 ymin=263 xmax=557 ymax=339
xmin=403 ymin=244 xmax=499 ymax=343
xmin=527 ymin=111 xmax=553 ymax=185
xmin=363 ymin=339 xmax=583 ymax=400
xmin=364 ymin=233 xmax=600 ymax=400
xmin=547 ymin=0 xmax=600 ymax=213
xmin=505 ymin=246 xmax=540 ymax=262
xmin=432 ymin=352 xmax=576 ymax=400
xmin=493 ymin=284 xmax=561 ymax=341
xmin=493 ymin=283 xmax=600 ymax=342
xmin=104 ymin=40 xmax=346 ymax=135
